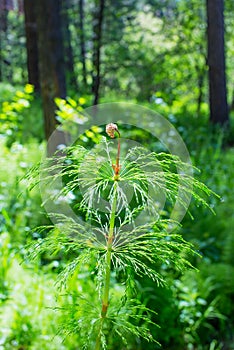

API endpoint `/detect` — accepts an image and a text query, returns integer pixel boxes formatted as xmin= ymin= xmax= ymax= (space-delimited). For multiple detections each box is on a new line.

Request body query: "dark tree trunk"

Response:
xmin=35 ymin=0 xmax=67 ymax=141
xmin=61 ymin=0 xmax=77 ymax=89
xmin=23 ymin=0 xmax=40 ymax=91
xmin=92 ymin=0 xmax=105 ymax=105
xmin=195 ymin=63 xmax=206 ymax=117
xmin=0 ymin=1 xmax=8 ymax=33
xmin=0 ymin=0 xmax=9 ymax=81
xmin=206 ymin=0 xmax=229 ymax=125
xmin=79 ymin=0 xmax=87 ymax=87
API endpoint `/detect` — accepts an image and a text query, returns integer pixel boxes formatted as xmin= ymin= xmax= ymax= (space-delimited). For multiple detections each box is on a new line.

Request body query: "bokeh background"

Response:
xmin=0 ymin=0 xmax=233 ymax=349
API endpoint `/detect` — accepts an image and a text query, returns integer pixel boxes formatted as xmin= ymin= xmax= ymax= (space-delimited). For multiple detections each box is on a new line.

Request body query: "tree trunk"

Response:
xmin=0 ymin=1 xmax=8 ymax=34
xmin=35 ymin=0 xmax=67 ymax=141
xmin=195 ymin=63 xmax=205 ymax=117
xmin=61 ymin=0 xmax=77 ymax=89
xmin=0 ymin=0 xmax=9 ymax=81
xmin=23 ymin=0 xmax=40 ymax=91
xmin=79 ymin=0 xmax=87 ymax=88
xmin=206 ymin=0 xmax=229 ymax=125
xmin=92 ymin=0 xmax=105 ymax=105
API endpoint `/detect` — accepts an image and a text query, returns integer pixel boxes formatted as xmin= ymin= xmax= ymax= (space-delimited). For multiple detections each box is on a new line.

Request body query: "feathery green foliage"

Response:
xmin=26 ymin=124 xmax=216 ymax=349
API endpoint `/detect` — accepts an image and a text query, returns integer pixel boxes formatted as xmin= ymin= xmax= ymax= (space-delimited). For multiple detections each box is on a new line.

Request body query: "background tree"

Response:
xmin=206 ymin=0 xmax=229 ymax=125
xmin=1 ymin=0 xmax=234 ymax=123
xmin=92 ymin=0 xmax=105 ymax=105
xmin=23 ymin=0 xmax=40 ymax=92
xmin=0 ymin=0 xmax=10 ymax=81
xmin=61 ymin=0 xmax=77 ymax=90
xmin=78 ymin=0 xmax=87 ymax=88
xmin=35 ymin=0 xmax=67 ymax=141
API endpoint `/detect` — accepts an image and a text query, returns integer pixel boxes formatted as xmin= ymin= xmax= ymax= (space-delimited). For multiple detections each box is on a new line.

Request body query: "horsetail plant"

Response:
xmin=26 ymin=123 xmax=216 ymax=349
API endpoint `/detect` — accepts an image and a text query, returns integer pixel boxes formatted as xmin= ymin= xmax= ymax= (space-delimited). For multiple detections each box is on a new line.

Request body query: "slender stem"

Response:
xmin=116 ymin=130 xmax=121 ymax=174
xmin=95 ymin=182 xmax=118 ymax=350
xmin=102 ymin=184 xmax=117 ymax=308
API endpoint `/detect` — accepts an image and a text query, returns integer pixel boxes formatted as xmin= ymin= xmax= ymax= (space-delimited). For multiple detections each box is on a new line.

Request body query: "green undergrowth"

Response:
xmin=0 ymin=99 xmax=233 ymax=349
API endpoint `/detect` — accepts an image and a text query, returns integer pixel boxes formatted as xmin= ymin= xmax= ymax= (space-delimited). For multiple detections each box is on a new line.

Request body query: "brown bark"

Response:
xmin=92 ymin=0 xmax=105 ymax=105
xmin=206 ymin=0 xmax=229 ymax=125
xmin=35 ymin=0 xmax=67 ymax=141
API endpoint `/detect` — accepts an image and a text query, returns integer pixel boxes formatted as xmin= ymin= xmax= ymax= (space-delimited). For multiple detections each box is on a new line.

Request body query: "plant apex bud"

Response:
xmin=106 ymin=123 xmax=118 ymax=138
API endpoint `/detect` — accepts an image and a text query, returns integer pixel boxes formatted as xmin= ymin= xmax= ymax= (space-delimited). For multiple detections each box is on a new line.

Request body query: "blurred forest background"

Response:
xmin=0 ymin=0 xmax=234 ymax=349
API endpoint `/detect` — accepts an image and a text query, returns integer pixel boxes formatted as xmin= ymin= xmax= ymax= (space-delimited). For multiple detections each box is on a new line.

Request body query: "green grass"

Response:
xmin=0 ymin=254 xmax=67 ymax=350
